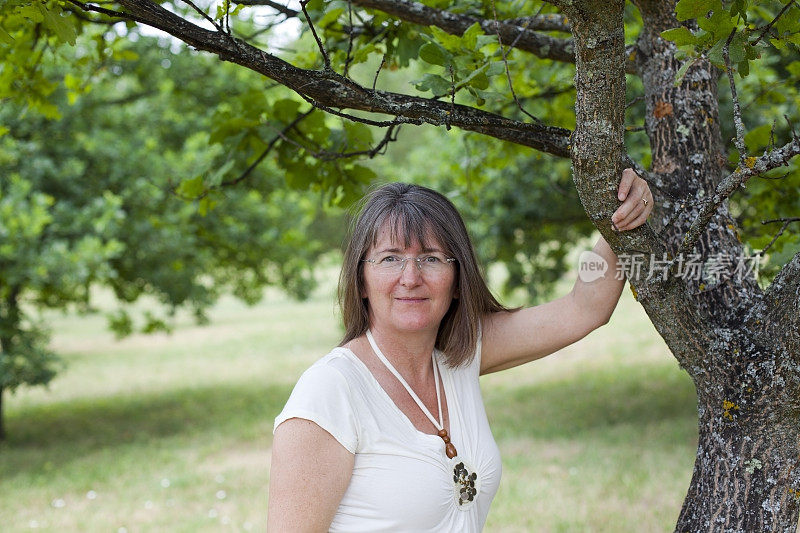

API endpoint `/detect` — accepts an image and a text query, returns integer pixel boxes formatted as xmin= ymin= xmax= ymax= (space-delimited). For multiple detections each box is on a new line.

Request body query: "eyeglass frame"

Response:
xmin=361 ymin=253 xmax=457 ymax=275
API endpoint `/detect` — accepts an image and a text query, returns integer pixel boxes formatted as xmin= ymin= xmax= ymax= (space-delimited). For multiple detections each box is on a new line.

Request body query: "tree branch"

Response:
xmin=759 ymin=217 xmax=800 ymax=256
xmin=234 ymin=0 xmax=298 ymax=18
xmin=504 ymin=14 xmax=571 ymax=33
xmin=723 ymin=29 xmax=747 ymax=163
xmin=677 ymin=136 xmax=800 ymax=257
xmin=350 ymin=0 xmax=575 ymax=64
xmin=106 ymin=0 xmax=573 ymax=157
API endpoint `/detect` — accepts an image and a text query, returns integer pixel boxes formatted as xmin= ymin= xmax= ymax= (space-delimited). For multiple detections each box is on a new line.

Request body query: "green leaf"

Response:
xmin=413 ymin=73 xmax=451 ymax=96
xmin=272 ymin=98 xmax=302 ymax=123
xmin=674 ymin=58 xmax=697 ymax=86
xmin=476 ymin=34 xmax=497 ymax=49
xmin=462 ymin=22 xmax=482 ymax=50
xmin=429 ymin=26 xmax=462 ymax=51
xmin=39 ymin=4 xmax=76 ymax=46
xmin=197 ymin=196 xmax=217 ymax=216
xmin=0 ymin=25 xmax=14 ymax=45
xmin=661 ymin=27 xmax=697 ymax=46
xmin=737 ymin=59 xmax=749 ymax=77
xmin=176 ymin=175 xmax=205 ymax=198
xmin=675 ymin=0 xmax=720 ymax=21
xmin=419 ymin=41 xmax=450 ymax=66
xmin=343 ymin=122 xmax=373 ymax=150
xmin=707 ymin=38 xmax=725 ymax=66
xmin=317 ymin=7 xmax=343 ymax=28
xmin=744 ymin=123 xmax=772 ymax=151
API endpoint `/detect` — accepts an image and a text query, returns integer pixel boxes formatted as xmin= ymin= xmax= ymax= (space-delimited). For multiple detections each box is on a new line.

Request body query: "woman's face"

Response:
xmin=361 ymin=222 xmax=457 ymax=338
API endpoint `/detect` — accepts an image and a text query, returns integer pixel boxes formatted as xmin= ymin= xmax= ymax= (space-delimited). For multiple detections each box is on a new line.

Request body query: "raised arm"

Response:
xmin=268 ymin=419 xmax=355 ymax=532
xmin=479 ymin=169 xmax=651 ymax=375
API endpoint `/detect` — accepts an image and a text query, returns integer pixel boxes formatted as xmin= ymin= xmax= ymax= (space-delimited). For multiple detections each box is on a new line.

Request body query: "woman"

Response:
xmin=269 ymin=169 xmax=652 ymax=532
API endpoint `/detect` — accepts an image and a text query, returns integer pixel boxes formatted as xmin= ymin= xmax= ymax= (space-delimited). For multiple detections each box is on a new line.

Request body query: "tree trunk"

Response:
xmin=562 ymin=0 xmax=800 ymax=530
xmin=677 ymin=399 xmax=800 ymax=531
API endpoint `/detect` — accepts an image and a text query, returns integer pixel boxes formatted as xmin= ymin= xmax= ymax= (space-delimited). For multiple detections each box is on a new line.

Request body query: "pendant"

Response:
xmin=438 ymin=429 xmax=458 ymax=458
xmin=450 ymin=457 xmax=480 ymax=509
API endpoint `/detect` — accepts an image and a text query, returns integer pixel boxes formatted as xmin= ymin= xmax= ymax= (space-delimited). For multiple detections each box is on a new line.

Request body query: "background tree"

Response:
xmin=2 ymin=0 xmax=800 ymax=530
xmin=0 ymin=35 xmax=330 ymax=440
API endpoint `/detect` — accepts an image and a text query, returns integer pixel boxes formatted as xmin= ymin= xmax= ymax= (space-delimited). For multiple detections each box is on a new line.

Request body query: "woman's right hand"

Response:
xmin=268 ymin=418 xmax=354 ymax=532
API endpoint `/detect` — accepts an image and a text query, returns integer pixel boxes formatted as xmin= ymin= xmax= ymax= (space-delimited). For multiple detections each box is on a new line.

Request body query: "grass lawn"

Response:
xmin=0 ymin=273 xmax=697 ymax=532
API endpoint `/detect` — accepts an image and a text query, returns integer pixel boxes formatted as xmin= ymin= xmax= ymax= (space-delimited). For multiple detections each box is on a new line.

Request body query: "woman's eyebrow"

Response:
xmin=376 ymin=246 xmax=444 ymax=254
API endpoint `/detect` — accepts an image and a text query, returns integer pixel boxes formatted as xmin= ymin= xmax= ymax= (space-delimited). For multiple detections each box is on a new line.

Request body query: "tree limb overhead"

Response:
xmin=102 ymin=0 xmax=572 ymax=157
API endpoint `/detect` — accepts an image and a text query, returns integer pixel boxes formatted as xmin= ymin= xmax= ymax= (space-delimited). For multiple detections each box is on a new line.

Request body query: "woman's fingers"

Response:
xmin=617 ymin=168 xmax=638 ymax=201
xmin=612 ymin=169 xmax=653 ymax=231
xmin=613 ymin=197 xmax=646 ymax=230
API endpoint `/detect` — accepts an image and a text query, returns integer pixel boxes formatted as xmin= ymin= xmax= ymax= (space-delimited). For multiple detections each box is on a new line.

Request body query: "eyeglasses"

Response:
xmin=362 ymin=253 xmax=457 ymax=275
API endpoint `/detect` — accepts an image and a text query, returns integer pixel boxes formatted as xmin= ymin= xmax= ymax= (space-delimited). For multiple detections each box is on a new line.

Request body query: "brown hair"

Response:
xmin=338 ymin=182 xmax=510 ymax=367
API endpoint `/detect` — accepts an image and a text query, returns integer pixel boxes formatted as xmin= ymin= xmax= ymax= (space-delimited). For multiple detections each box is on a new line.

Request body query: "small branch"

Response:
xmin=179 ymin=0 xmax=223 ymax=33
xmin=106 ymin=0 xmax=573 ymax=157
xmin=343 ymin=0 xmax=355 ymax=77
xmin=752 ymin=0 xmax=798 ymax=46
xmin=723 ymin=28 xmax=747 ymax=163
xmin=372 ymin=53 xmax=386 ymax=91
xmin=758 ymin=217 xmax=800 ymax=256
xmin=626 ymin=95 xmax=645 ymax=109
xmin=234 ymin=0 xmax=299 ymax=17
xmin=278 ymin=122 xmax=400 ymax=161
xmin=676 ymin=136 xmax=800 ymax=257
xmin=221 ymin=110 xmax=314 ymax=187
xmin=299 ymin=0 xmax=331 ymax=69
xmin=65 ymin=0 xmax=138 ymax=23
xmin=503 ymin=14 xmax=571 ymax=33
xmin=349 ymin=0 xmax=577 ymax=65
xmin=490 ymin=0 xmax=541 ymax=124
xmin=65 ymin=6 xmax=126 ymax=24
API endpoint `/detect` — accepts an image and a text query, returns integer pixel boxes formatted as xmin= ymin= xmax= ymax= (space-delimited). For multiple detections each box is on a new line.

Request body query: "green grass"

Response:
xmin=0 ymin=278 xmax=697 ymax=532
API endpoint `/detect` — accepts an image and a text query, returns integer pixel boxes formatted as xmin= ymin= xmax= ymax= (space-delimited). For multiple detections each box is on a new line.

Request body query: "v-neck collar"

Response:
xmin=336 ymin=346 xmax=458 ymax=444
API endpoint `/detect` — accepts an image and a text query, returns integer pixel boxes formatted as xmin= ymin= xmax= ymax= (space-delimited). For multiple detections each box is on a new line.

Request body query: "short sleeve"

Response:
xmin=273 ymin=361 xmax=359 ymax=454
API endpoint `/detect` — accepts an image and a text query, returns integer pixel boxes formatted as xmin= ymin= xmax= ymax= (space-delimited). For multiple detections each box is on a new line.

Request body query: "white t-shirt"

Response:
xmin=273 ymin=342 xmax=502 ymax=532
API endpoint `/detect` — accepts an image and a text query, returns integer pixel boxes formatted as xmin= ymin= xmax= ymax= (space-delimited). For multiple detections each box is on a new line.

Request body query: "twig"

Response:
xmin=343 ymin=0 xmax=355 ymax=77
xmin=676 ymin=136 xmax=800 ymax=257
xmin=503 ymin=13 xmax=571 ymax=33
xmin=752 ymin=0 xmax=798 ymax=46
xmin=221 ymin=110 xmax=315 ymax=187
xmin=299 ymin=0 xmax=331 ymax=69
xmin=65 ymin=7 xmax=125 ymax=24
xmin=296 ymin=92 xmax=414 ymax=127
xmin=234 ymin=0 xmax=299 ymax=17
xmin=278 ymin=123 xmax=400 ymax=161
xmin=626 ymin=95 xmax=645 ymax=109
xmin=447 ymin=64 xmax=455 ymax=131
xmin=490 ymin=0 xmax=542 ymax=124
xmin=65 ymin=0 xmax=137 ymax=23
xmin=179 ymin=0 xmax=223 ymax=33
xmin=758 ymin=217 xmax=800 ymax=256
xmin=723 ymin=28 xmax=747 ymax=163
xmin=372 ymin=53 xmax=386 ymax=92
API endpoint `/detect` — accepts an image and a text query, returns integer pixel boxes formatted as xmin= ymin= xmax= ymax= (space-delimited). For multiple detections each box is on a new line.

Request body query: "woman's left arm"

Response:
xmin=480 ymin=168 xmax=653 ymax=375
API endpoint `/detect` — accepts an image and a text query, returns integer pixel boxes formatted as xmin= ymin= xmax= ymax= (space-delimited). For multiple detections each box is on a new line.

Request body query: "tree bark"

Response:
xmin=561 ymin=0 xmax=800 ymax=530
